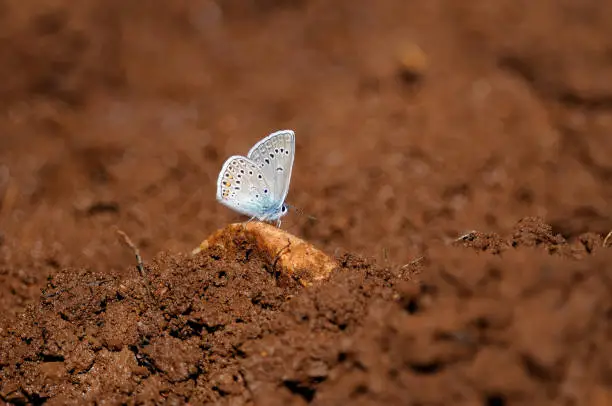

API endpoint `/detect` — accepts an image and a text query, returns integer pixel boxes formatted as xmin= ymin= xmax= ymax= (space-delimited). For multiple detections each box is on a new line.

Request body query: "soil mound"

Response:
xmin=2 ymin=218 xmax=611 ymax=405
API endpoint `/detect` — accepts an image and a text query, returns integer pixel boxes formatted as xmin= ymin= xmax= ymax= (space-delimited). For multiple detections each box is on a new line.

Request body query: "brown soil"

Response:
xmin=1 ymin=1 xmax=612 ymax=405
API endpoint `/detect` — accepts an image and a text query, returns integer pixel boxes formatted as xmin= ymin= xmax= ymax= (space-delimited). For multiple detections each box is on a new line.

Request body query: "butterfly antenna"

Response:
xmin=287 ymin=203 xmax=317 ymax=222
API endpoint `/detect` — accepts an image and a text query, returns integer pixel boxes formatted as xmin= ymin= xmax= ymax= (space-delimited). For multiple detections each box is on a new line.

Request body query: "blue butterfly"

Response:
xmin=216 ymin=130 xmax=295 ymax=227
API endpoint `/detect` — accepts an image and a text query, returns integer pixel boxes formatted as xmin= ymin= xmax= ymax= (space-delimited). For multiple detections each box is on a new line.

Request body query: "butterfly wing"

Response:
xmin=247 ymin=130 xmax=295 ymax=204
xmin=216 ymin=155 xmax=279 ymax=219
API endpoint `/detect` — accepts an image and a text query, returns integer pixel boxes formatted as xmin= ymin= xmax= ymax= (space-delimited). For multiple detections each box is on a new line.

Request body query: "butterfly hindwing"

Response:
xmin=216 ymin=155 xmax=277 ymax=218
xmin=247 ymin=130 xmax=295 ymax=204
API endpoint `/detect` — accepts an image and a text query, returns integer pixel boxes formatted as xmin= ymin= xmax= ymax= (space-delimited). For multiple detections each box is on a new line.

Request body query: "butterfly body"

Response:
xmin=216 ymin=130 xmax=295 ymax=226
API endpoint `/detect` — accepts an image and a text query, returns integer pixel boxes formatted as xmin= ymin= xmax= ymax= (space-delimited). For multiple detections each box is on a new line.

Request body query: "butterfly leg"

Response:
xmin=240 ymin=216 xmax=257 ymax=231
xmin=275 ymin=219 xmax=282 ymax=228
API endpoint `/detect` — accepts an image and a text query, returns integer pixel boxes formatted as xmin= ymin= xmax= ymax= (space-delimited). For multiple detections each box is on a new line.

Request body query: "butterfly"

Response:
xmin=216 ymin=130 xmax=295 ymax=227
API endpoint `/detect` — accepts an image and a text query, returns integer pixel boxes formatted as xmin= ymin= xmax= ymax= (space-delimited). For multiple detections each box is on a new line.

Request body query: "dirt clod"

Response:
xmin=193 ymin=221 xmax=338 ymax=286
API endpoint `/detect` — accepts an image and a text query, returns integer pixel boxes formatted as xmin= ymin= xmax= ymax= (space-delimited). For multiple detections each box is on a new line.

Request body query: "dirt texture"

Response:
xmin=1 ymin=0 xmax=612 ymax=405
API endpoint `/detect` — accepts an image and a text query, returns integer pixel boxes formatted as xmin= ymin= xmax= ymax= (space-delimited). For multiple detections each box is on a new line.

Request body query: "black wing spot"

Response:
xmin=249 ymin=171 xmax=253 ymax=175
xmin=255 ymin=194 xmax=259 ymax=198
xmin=258 ymin=174 xmax=263 ymax=179
xmin=276 ymin=167 xmax=283 ymax=172
xmin=285 ymin=150 xmax=290 ymax=155
xmin=234 ymin=187 xmax=240 ymax=190
xmin=236 ymin=180 xmax=241 ymax=184
xmin=264 ymin=158 xmax=270 ymax=164
xmin=240 ymin=169 xmax=245 ymax=174
xmin=270 ymin=153 xmax=275 ymax=158
xmin=280 ymin=148 xmax=284 ymax=153
xmin=275 ymin=148 xmax=279 ymax=153
xmin=264 ymin=189 xmax=268 ymax=194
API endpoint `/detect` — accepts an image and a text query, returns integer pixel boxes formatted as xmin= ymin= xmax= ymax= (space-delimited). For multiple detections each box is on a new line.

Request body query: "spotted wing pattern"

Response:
xmin=247 ymin=130 xmax=295 ymax=204
xmin=216 ymin=155 xmax=279 ymax=219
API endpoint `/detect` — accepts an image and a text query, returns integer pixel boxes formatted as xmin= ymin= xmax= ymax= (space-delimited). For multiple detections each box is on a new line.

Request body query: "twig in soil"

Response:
xmin=400 ymin=256 xmax=424 ymax=269
xmin=399 ymin=256 xmax=424 ymax=279
xmin=603 ymin=230 xmax=612 ymax=248
xmin=455 ymin=230 xmax=477 ymax=242
xmin=115 ymin=228 xmax=145 ymax=276
xmin=382 ymin=247 xmax=390 ymax=264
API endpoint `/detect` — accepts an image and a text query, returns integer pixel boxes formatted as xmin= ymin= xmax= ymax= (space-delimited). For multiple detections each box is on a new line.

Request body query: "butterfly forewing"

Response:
xmin=216 ymin=155 xmax=277 ymax=218
xmin=247 ymin=130 xmax=295 ymax=203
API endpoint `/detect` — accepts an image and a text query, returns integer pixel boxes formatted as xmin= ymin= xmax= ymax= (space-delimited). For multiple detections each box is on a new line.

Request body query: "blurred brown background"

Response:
xmin=1 ymin=0 xmax=612 ymax=315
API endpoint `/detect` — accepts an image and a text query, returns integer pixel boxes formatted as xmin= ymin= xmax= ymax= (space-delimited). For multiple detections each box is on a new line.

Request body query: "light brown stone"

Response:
xmin=192 ymin=221 xmax=337 ymax=286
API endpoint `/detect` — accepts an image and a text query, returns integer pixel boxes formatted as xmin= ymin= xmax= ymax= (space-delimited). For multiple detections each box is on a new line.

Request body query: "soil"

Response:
xmin=1 ymin=0 xmax=612 ymax=405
